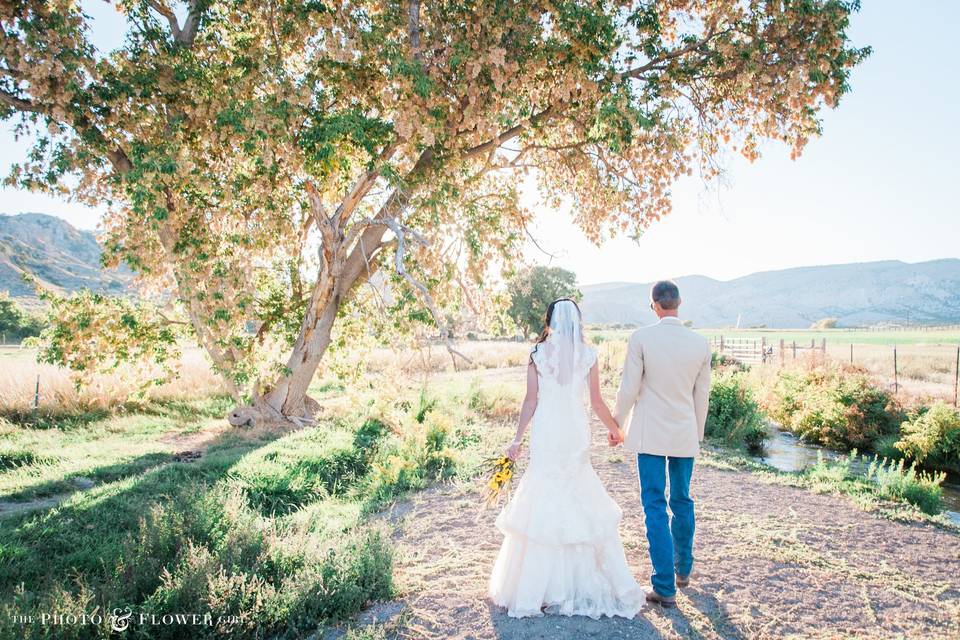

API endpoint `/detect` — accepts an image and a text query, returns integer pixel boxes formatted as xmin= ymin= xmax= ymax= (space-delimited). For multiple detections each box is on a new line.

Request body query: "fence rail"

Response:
xmin=710 ymin=335 xmax=960 ymax=406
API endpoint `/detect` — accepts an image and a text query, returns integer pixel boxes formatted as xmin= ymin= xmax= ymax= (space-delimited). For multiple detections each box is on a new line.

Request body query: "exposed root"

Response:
xmin=226 ymin=395 xmax=321 ymax=428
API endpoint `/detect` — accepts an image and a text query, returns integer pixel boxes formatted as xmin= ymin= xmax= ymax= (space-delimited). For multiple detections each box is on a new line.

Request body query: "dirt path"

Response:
xmin=370 ymin=423 xmax=960 ymax=639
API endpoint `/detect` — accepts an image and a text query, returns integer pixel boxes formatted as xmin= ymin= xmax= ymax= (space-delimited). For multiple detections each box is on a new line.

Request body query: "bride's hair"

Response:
xmin=529 ymin=298 xmax=584 ymax=364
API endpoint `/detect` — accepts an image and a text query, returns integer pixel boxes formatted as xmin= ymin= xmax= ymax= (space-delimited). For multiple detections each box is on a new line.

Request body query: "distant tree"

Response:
xmin=0 ymin=293 xmax=45 ymax=342
xmin=507 ymin=266 xmax=580 ymax=339
xmin=682 ymin=319 xmax=694 ymax=328
xmin=811 ymin=317 xmax=839 ymax=329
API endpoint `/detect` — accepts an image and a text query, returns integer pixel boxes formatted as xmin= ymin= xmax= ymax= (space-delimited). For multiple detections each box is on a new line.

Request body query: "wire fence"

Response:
xmin=712 ymin=336 xmax=960 ymax=406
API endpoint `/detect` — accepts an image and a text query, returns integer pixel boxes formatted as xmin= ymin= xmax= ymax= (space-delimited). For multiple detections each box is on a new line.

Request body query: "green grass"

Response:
xmin=0 ymin=398 xmax=234 ymax=503
xmin=0 ymin=380 xmax=512 ymax=640
xmin=702 ymin=447 xmax=952 ymax=524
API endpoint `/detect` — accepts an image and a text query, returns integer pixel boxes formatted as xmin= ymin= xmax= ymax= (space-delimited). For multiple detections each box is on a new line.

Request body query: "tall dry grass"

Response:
xmin=0 ymin=348 xmax=226 ymax=414
xmin=364 ymin=340 xmax=531 ymax=374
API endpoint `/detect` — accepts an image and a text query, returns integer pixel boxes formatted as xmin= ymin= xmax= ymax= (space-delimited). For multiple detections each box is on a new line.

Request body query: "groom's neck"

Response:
xmin=656 ymin=310 xmax=680 ymax=319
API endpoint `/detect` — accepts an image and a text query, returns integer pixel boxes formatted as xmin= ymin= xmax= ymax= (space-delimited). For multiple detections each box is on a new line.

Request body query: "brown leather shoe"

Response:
xmin=645 ymin=590 xmax=677 ymax=608
xmin=676 ymin=574 xmax=690 ymax=588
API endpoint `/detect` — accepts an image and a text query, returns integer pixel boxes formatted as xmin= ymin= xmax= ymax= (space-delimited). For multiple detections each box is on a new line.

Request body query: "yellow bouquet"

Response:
xmin=482 ymin=455 xmax=516 ymax=507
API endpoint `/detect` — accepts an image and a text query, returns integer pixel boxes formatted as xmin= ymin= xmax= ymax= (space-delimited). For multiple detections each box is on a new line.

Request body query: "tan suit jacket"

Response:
xmin=613 ymin=317 xmax=712 ymax=457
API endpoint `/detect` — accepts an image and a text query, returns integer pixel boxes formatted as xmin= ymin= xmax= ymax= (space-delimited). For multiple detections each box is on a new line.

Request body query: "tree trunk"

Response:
xmin=227 ymin=224 xmax=391 ymax=427
xmin=226 ymin=151 xmax=434 ymax=427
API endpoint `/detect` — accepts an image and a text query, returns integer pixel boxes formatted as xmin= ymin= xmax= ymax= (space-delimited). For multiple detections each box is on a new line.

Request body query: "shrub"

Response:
xmin=895 ymin=402 xmax=960 ymax=473
xmin=804 ymin=451 xmax=855 ymax=488
xmin=466 ymin=385 xmax=517 ymax=421
xmin=0 ymin=293 xmax=45 ymax=342
xmin=706 ymin=372 xmax=769 ymax=453
xmin=710 ymin=352 xmax=747 ymax=372
xmin=810 ymin=317 xmax=838 ymax=329
xmin=873 ymin=434 xmax=903 ymax=461
xmin=766 ymin=366 xmax=901 ymax=452
xmin=865 ymin=457 xmax=945 ymax=515
xmin=365 ymin=410 xmax=457 ymax=507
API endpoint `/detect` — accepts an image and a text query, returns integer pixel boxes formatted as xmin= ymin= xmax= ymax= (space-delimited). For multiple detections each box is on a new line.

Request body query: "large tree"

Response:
xmin=1 ymin=0 xmax=868 ymax=425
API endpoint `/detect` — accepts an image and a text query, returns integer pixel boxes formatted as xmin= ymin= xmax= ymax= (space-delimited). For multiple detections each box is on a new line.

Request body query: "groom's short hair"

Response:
xmin=651 ymin=280 xmax=680 ymax=310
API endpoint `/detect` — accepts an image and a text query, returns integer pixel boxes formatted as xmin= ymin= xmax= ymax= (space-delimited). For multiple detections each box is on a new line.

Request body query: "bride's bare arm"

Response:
xmin=505 ymin=363 xmax=538 ymax=459
xmin=588 ymin=363 xmax=623 ymax=444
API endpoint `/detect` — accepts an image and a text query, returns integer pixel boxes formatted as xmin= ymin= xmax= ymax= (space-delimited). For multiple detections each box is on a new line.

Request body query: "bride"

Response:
xmin=489 ymin=298 xmax=643 ymax=619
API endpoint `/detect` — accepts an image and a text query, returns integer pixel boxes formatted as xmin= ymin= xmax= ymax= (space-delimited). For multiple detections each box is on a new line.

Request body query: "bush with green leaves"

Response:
xmin=801 ymin=451 xmax=945 ymax=516
xmin=895 ymin=402 xmax=960 ymax=474
xmin=0 ymin=293 xmax=45 ymax=343
xmin=865 ymin=457 xmax=945 ymax=516
xmin=766 ymin=366 xmax=901 ymax=452
xmin=706 ymin=372 xmax=768 ymax=453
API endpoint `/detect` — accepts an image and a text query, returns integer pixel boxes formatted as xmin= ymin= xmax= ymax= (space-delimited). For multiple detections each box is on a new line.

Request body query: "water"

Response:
xmin=752 ymin=424 xmax=960 ymax=526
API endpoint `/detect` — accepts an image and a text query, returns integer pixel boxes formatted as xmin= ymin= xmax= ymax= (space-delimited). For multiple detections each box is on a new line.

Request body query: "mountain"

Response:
xmin=581 ymin=259 xmax=960 ymax=328
xmin=0 ymin=212 xmax=133 ymax=298
xmin=3 ymin=213 xmax=959 ymax=328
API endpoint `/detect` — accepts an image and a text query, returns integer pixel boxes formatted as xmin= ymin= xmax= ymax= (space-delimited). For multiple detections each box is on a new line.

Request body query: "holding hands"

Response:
xmin=607 ymin=424 xmax=624 ymax=447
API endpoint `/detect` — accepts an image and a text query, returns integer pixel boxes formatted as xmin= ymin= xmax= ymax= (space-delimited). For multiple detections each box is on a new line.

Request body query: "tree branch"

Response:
xmin=167 ymin=0 xmax=203 ymax=47
xmin=383 ymin=217 xmax=472 ymax=369
xmin=462 ymin=105 xmax=555 ymax=160
xmin=333 ymin=143 xmax=398 ymax=230
xmin=0 ymin=90 xmax=41 ymax=113
xmin=146 ymin=0 xmax=182 ymax=40
xmin=407 ymin=0 xmax=422 ymax=61
xmin=617 ymin=27 xmax=718 ymax=82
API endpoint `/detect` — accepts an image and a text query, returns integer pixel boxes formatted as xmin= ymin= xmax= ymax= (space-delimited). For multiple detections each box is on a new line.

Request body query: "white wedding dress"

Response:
xmin=489 ymin=304 xmax=643 ymax=619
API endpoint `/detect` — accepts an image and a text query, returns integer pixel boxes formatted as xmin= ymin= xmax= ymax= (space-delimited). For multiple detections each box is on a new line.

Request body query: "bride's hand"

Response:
xmin=607 ymin=426 xmax=623 ymax=447
xmin=505 ymin=440 xmax=522 ymax=460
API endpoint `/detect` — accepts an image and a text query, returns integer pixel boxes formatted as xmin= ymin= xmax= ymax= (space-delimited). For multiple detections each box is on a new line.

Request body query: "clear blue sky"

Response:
xmin=1 ymin=1 xmax=957 ymax=285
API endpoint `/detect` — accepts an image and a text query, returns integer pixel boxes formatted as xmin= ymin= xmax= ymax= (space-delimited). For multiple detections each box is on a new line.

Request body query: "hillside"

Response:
xmin=0 ymin=212 xmax=132 ymax=299
xmin=3 ymin=213 xmax=958 ymax=328
xmin=581 ymin=259 xmax=960 ymax=328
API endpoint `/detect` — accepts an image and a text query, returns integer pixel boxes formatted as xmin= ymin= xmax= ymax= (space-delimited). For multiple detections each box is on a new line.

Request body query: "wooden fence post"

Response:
xmin=33 ymin=374 xmax=40 ymax=411
xmin=792 ymin=341 xmax=797 ymax=359
xmin=850 ymin=343 xmax=853 ymax=364
xmin=954 ymin=346 xmax=959 ymax=408
xmin=893 ymin=346 xmax=898 ymax=395
xmin=779 ymin=339 xmax=785 ymax=361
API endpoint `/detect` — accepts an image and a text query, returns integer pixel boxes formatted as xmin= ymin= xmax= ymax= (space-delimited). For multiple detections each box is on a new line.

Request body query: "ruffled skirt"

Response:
xmin=488 ymin=450 xmax=643 ymax=619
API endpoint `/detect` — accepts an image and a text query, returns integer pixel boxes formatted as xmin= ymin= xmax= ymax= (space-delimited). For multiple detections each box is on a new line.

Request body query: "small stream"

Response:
xmin=751 ymin=424 xmax=960 ymax=526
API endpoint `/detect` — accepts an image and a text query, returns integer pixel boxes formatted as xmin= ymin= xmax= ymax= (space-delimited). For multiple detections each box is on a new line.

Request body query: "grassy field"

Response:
xmin=0 ymin=366 xmax=520 ymax=640
xmin=1 ymin=339 xmax=958 ymax=638
xmin=587 ymin=327 xmax=960 ymax=403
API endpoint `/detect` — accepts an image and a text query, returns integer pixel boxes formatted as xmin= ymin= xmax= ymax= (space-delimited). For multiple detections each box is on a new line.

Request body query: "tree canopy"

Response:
xmin=1 ymin=0 xmax=869 ymax=423
xmin=0 ymin=293 xmax=45 ymax=342
xmin=507 ymin=266 xmax=580 ymax=338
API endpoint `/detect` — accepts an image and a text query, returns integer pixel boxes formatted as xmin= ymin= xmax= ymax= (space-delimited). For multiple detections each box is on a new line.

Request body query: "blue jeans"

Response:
xmin=637 ymin=454 xmax=695 ymax=598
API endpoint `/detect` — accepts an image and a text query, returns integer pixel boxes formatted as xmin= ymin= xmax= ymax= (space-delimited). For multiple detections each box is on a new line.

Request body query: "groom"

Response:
xmin=612 ymin=280 xmax=712 ymax=607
